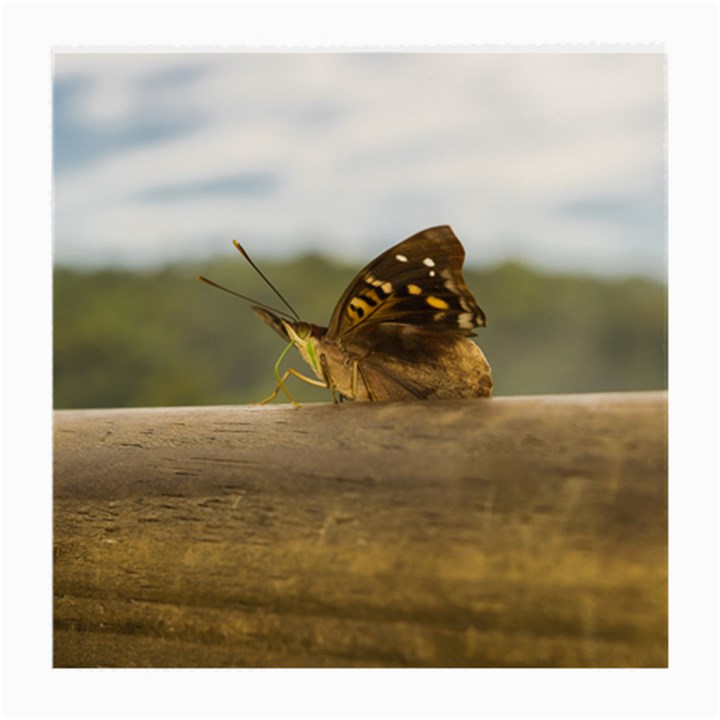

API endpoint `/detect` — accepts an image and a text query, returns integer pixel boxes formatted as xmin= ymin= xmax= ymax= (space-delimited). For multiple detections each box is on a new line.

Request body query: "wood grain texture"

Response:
xmin=54 ymin=391 xmax=667 ymax=668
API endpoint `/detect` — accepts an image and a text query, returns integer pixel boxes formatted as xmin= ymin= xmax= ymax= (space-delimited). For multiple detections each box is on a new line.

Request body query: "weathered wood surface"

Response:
xmin=54 ymin=391 xmax=667 ymax=668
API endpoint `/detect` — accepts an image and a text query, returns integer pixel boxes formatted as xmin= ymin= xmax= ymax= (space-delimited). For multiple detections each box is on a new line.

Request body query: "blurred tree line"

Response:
xmin=54 ymin=255 xmax=667 ymax=409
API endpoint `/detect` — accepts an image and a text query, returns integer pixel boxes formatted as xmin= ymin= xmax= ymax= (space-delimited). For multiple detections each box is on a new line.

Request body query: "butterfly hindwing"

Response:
xmin=355 ymin=326 xmax=493 ymax=400
xmin=326 ymin=225 xmax=486 ymax=342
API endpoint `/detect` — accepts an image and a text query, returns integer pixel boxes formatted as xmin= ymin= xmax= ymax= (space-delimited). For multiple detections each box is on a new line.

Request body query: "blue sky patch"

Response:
xmin=134 ymin=172 xmax=280 ymax=203
xmin=53 ymin=74 xmax=205 ymax=174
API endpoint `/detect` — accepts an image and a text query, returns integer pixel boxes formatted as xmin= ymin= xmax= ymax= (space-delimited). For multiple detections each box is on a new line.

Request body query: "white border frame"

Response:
xmin=1 ymin=2 xmax=718 ymax=719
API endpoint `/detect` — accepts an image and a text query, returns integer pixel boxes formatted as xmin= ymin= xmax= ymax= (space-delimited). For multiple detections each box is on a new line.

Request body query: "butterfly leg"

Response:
xmin=256 ymin=367 xmax=328 ymax=406
xmin=319 ymin=353 xmax=341 ymax=404
xmin=354 ymin=361 xmax=377 ymax=401
xmin=256 ymin=340 xmax=328 ymax=406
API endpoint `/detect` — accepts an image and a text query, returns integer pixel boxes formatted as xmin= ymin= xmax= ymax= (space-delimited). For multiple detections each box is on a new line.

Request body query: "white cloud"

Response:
xmin=53 ymin=52 xmax=665 ymax=277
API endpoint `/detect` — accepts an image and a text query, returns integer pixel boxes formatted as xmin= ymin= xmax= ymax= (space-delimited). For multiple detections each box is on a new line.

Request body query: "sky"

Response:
xmin=53 ymin=51 xmax=666 ymax=278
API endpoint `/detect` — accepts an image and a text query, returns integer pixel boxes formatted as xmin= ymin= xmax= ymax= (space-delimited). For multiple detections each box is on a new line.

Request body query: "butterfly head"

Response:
xmin=251 ymin=307 xmax=318 ymax=340
xmin=252 ymin=307 xmax=327 ymax=379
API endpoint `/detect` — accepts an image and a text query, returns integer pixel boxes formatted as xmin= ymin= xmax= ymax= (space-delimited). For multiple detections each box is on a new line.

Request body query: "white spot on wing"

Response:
xmin=429 ymin=269 xmax=436 ymax=277
xmin=423 ymin=257 xmax=436 ymax=267
xmin=395 ymin=254 xmax=408 ymax=262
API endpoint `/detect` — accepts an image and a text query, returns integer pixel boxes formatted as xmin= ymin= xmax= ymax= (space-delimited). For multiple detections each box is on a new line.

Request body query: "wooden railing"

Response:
xmin=54 ymin=391 xmax=667 ymax=667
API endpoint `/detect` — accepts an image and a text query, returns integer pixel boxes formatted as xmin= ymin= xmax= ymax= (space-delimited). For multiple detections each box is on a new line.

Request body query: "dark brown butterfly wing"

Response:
xmin=326 ymin=225 xmax=486 ymax=343
xmin=352 ymin=323 xmax=493 ymax=400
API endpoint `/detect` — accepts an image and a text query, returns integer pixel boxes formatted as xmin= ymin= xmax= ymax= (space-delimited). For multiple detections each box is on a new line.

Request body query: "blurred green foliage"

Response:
xmin=54 ymin=256 xmax=667 ymax=409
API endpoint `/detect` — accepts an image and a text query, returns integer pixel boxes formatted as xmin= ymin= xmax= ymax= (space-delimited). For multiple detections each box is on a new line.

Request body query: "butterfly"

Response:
xmin=198 ymin=225 xmax=493 ymax=404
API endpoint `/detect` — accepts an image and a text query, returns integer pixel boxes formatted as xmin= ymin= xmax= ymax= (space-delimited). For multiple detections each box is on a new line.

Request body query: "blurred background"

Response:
xmin=53 ymin=52 xmax=666 ymax=408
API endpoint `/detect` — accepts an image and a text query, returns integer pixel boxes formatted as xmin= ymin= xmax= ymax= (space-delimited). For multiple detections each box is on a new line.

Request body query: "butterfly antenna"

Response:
xmin=232 ymin=239 xmax=300 ymax=320
xmin=196 ymin=275 xmax=296 ymax=320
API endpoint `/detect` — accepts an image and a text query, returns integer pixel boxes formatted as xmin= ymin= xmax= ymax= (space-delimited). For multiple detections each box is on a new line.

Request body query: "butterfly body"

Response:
xmin=252 ymin=225 xmax=493 ymax=402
